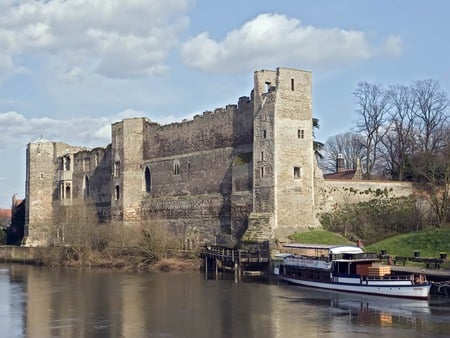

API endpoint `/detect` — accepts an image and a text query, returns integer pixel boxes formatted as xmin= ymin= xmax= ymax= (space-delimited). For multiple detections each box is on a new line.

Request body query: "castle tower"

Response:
xmin=111 ymin=118 xmax=146 ymax=226
xmin=25 ymin=137 xmax=56 ymax=246
xmin=248 ymin=68 xmax=318 ymax=240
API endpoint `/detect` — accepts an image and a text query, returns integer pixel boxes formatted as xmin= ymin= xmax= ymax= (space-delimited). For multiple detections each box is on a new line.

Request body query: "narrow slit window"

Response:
xmin=260 ymin=167 xmax=265 ymax=178
xmin=260 ymin=152 xmax=264 ymax=161
xmin=114 ymin=161 xmax=121 ymax=177
xmin=298 ymin=129 xmax=305 ymax=139
xmin=291 ymin=78 xmax=295 ymax=91
xmin=173 ymin=160 xmax=180 ymax=175
xmin=294 ymin=166 xmax=301 ymax=178
xmin=144 ymin=167 xmax=151 ymax=192
xmin=263 ymin=130 xmax=267 ymax=138
xmin=84 ymin=175 xmax=90 ymax=197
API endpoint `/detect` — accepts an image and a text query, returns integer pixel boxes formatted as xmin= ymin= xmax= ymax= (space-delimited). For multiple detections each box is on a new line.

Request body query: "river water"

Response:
xmin=1 ymin=264 xmax=450 ymax=338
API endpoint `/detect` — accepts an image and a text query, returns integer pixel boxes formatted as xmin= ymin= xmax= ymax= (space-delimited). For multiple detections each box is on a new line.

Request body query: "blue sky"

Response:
xmin=0 ymin=0 xmax=449 ymax=208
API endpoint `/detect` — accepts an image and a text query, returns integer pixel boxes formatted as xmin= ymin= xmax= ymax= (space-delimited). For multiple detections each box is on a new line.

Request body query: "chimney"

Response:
xmin=336 ymin=153 xmax=345 ymax=173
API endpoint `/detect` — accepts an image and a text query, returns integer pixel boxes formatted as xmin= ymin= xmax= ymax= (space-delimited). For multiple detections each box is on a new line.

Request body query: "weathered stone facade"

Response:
xmin=24 ymin=67 xmax=413 ymax=247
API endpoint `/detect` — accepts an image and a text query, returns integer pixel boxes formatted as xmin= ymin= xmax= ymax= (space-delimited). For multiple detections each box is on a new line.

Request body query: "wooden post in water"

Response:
xmin=215 ymin=258 xmax=218 ymax=277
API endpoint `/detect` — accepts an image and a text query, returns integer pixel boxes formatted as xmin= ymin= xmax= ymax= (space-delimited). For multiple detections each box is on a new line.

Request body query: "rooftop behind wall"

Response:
xmin=143 ymin=97 xmax=254 ymax=159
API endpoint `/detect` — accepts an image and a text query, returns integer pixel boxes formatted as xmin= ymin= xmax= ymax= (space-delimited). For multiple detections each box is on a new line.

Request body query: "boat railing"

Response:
xmin=366 ymin=275 xmax=413 ymax=281
xmin=331 ymin=252 xmax=379 ymax=261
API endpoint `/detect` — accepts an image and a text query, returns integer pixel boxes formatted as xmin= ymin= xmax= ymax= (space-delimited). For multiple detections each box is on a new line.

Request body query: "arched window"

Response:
xmin=173 ymin=159 xmax=180 ymax=175
xmin=144 ymin=167 xmax=151 ymax=192
xmin=65 ymin=184 xmax=71 ymax=199
xmin=115 ymin=185 xmax=120 ymax=200
xmin=83 ymin=175 xmax=90 ymax=197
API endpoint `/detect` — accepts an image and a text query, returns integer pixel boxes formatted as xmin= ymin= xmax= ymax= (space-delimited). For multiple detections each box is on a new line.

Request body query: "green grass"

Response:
xmin=365 ymin=228 xmax=450 ymax=259
xmin=288 ymin=230 xmax=354 ymax=245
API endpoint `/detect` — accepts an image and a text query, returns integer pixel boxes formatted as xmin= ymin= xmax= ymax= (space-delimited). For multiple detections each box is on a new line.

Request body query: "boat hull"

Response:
xmin=279 ymin=275 xmax=431 ymax=300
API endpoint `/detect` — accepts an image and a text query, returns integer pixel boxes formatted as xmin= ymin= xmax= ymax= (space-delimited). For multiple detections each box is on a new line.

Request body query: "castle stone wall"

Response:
xmin=315 ymin=180 xmax=414 ymax=214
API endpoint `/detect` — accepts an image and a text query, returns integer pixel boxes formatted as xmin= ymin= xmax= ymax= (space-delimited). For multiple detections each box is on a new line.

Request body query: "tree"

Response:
xmin=320 ymin=132 xmax=364 ymax=174
xmin=410 ymin=126 xmax=450 ymax=226
xmin=412 ymin=79 xmax=449 ymax=154
xmin=313 ymin=117 xmax=324 ymax=160
xmin=354 ymin=82 xmax=390 ymax=178
xmin=381 ymin=84 xmax=417 ymax=180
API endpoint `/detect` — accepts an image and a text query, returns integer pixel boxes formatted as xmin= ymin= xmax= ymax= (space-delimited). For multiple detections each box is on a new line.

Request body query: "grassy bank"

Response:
xmin=288 ymin=230 xmax=354 ymax=245
xmin=365 ymin=228 xmax=450 ymax=258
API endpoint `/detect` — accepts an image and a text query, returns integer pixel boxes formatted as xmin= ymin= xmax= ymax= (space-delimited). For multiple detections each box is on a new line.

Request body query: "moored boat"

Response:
xmin=274 ymin=243 xmax=431 ymax=300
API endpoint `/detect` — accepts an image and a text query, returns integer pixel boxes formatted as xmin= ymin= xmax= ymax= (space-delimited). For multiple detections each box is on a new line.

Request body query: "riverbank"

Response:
xmin=0 ymin=245 xmax=202 ymax=272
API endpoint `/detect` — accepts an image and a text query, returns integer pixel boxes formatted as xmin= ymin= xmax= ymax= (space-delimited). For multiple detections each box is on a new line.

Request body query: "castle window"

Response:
xmin=260 ymin=167 xmax=265 ymax=178
xmin=294 ymin=166 xmax=302 ymax=178
xmin=173 ymin=159 xmax=180 ymax=176
xmin=265 ymin=82 xmax=271 ymax=93
xmin=291 ymin=78 xmax=295 ymax=91
xmin=114 ymin=161 xmax=120 ymax=177
xmin=65 ymin=184 xmax=71 ymax=199
xmin=262 ymin=130 xmax=267 ymax=138
xmin=298 ymin=129 xmax=305 ymax=139
xmin=260 ymin=152 xmax=264 ymax=161
xmin=83 ymin=175 xmax=90 ymax=198
xmin=40 ymin=173 xmax=44 ymax=179
xmin=115 ymin=185 xmax=120 ymax=200
xmin=144 ymin=167 xmax=151 ymax=192
xmin=64 ymin=156 xmax=71 ymax=171
xmin=84 ymin=157 xmax=90 ymax=171
xmin=94 ymin=153 xmax=99 ymax=166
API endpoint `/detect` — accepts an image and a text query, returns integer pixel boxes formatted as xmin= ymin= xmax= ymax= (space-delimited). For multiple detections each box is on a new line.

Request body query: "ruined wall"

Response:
xmin=143 ymin=101 xmax=253 ymax=158
xmin=71 ymin=146 xmax=112 ymax=220
xmin=137 ymin=100 xmax=254 ymax=243
xmin=25 ymin=139 xmax=86 ymax=246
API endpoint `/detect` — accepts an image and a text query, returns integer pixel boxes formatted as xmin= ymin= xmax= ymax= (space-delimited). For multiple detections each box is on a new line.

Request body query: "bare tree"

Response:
xmin=410 ymin=123 xmax=450 ymax=226
xmin=412 ymin=79 xmax=449 ymax=154
xmin=354 ymin=82 xmax=390 ymax=178
xmin=320 ymin=132 xmax=365 ymax=173
xmin=381 ymin=84 xmax=417 ymax=180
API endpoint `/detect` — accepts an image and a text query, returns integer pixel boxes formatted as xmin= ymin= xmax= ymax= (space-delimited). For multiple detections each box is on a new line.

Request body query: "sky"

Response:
xmin=1 ymin=0 xmax=449 ymax=208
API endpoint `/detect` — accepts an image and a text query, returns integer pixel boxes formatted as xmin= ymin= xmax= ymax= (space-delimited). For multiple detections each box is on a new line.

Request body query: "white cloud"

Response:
xmin=0 ymin=111 xmax=110 ymax=149
xmin=182 ymin=13 xmax=401 ymax=73
xmin=0 ymin=0 xmax=191 ymax=79
xmin=0 ymin=108 xmax=190 ymax=151
xmin=383 ymin=35 xmax=403 ymax=56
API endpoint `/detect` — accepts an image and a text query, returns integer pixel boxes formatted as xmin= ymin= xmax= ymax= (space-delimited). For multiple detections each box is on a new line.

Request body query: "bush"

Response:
xmin=0 ymin=229 xmax=6 ymax=245
xmin=319 ymin=196 xmax=427 ymax=244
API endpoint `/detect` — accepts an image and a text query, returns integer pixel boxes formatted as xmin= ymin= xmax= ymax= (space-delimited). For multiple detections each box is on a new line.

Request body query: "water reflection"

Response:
xmin=1 ymin=264 xmax=450 ymax=338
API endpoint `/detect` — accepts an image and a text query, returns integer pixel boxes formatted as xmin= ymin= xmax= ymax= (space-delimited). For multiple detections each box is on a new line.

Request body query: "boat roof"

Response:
xmin=282 ymin=243 xmax=364 ymax=254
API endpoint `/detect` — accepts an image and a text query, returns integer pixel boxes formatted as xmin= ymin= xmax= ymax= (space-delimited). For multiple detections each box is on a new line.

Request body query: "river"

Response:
xmin=1 ymin=264 xmax=450 ymax=338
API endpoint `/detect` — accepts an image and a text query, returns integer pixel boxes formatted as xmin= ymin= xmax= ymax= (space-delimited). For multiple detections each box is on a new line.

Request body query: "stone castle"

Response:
xmin=24 ymin=68 xmax=413 ymax=247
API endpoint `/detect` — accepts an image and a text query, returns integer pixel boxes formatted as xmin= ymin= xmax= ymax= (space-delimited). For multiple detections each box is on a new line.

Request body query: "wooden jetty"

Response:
xmin=201 ymin=241 xmax=270 ymax=278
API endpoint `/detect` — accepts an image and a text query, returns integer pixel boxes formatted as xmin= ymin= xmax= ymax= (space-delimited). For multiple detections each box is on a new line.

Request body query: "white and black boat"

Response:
xmin=274 ymin=243 xmax=431 ymax=300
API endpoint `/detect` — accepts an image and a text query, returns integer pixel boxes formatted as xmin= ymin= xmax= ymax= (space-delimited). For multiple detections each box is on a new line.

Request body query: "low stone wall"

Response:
xmin=0 ymin=246 xmax=49 ymax=263
xmin=316 ymin=180 xmax=413 ymax=214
